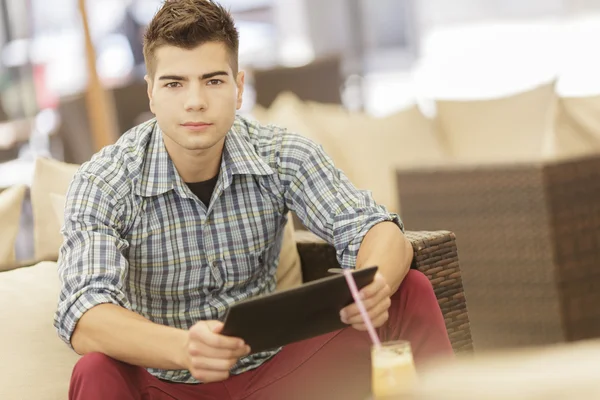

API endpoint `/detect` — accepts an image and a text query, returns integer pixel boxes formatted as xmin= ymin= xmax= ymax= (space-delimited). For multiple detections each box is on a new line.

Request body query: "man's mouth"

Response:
xmin=181 ymin=122 xmax=213 ymax=131
xmin=181 ymin=122 xmax=212 ymax=127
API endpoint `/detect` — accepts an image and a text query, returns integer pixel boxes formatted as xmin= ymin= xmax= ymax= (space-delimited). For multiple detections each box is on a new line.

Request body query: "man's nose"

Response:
xmin=184 ymin=87 xmax=208 ymax=111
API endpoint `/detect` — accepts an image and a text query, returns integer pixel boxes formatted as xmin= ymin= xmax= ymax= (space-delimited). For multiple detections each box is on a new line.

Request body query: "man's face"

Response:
xmin=145 ymin=42 xmax=244 ymax=153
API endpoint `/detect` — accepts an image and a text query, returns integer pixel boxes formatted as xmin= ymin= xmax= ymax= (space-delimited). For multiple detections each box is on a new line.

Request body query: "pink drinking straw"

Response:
xmin=343 ymin=269 xmax=382 ymax=348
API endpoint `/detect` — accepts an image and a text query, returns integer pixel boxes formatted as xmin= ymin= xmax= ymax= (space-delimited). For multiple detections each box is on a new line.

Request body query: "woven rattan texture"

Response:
xmin=295 ymin=230 xmax=473 ymax=353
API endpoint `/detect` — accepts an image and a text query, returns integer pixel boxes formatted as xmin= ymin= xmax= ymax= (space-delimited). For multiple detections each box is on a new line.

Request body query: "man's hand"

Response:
xmin=339 ymin=273 xmax=392 ymax=331
xmin=184 ymin=320 xmax=250 ymax=383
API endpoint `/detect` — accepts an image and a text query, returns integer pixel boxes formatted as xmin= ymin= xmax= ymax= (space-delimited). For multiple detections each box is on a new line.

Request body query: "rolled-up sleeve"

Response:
xmin=277 ymin=130 xmax=404 ymax=269
xmin=54 ymin=172 xmax=131 ymax=347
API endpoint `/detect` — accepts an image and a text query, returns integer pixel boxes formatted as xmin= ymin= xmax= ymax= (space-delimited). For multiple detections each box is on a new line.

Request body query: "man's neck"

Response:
xmin=163 ymin=136 xmax=224 ymax=183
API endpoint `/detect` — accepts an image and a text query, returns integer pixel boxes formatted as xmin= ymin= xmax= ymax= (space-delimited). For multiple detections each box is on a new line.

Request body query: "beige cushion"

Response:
xmin=266 ymin=93 xmax=446 ymax=212
xmin=275 ymin=214 xmax=302 ymax=290
xmin=559 ymin=95 xmax=600 ymax=140
xmin=325 ymin=106 xmax=446 ymax=213
xmin=435 ymin=81 xmax=557 ymax=163
xmin=552 ymin=97 xmax=600 ymax=159
xmin=549 ymin=95 xmax=600 ymax=159
xmin=50 ymin=192 xmax=67 ymax=227
xmin=0 ymin=185 xmax=27 ymax=268
xmin=0 ymin=261 xmax=80 ymax=400
xmin=413 ymin=340 xmax=600 ymax=399
xmin=31 ymin=157 xmax=80 ymax=260
xmin=250 ymin=104 xmax=269 ymax=123
xmin=261 ymin=92 xmax=354 ymax=176
xmin=302 ymin=100 xmax=360 ymax=181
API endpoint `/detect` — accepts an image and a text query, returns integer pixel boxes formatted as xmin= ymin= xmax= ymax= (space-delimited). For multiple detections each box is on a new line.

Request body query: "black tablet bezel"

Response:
xmin=221 ymin=266 xmax=378 ymax=354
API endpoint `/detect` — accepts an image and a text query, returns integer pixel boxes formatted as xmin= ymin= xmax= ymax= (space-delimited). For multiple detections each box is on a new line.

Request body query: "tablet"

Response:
xmin=221 ymin=266 xmax=378 ymax=354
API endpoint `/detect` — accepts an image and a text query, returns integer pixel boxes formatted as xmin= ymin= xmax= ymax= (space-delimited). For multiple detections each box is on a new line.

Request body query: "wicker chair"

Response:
xmin=396 ymin=154 xmax=600 ymax=351
xmin=295 ymin=230 xmax=473 ymax=353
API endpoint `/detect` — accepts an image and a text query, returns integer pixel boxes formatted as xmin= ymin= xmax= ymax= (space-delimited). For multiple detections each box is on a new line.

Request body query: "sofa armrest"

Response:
xmin=0 ymin=257 xmax=55 ymax=273
xmin=295 ymin=230 xmax=473 ymax=353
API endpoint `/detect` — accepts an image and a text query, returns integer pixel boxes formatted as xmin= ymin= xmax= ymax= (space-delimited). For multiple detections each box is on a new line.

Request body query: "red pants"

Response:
xmin=69 ymin=270 xmax=452 ymax=400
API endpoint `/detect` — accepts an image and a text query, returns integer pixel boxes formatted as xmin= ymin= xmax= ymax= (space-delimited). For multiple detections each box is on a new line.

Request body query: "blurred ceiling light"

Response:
xmin=30 ymin=32 xmax=81 ymax=64
xmin=415 ymin=20 xmax=561 ymax=100
xmin=237 ymin=21 xmax=277 ymax=66
xmin=46 ymin=56 xmax=87 ymax=97
xmin=2 ymin=39 xmax=30 ymax=68
xmin=97 ymin=34 xmax=135 ymax=80
xmin=87 ymin=0 xmax=128 ymax=37
xmin=238 ymin=22 xmax=274 ymax=54
xmin=35 ymin=108 xmax=60 ymax=137
xmin=279 ymin=37 xmax=315 ymax=67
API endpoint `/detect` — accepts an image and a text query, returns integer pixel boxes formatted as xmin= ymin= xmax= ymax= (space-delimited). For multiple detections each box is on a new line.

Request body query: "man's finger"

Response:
xmin=190 ymin=322 xmax=246 ymax=350
xmin=189 ymin=341 xmax=251 ymax=359
xmin=345 ymin=297 xmax=391 ymax=325
xmin=372 ymin=310 xmax=390 ymax=328
xmin=352 ymin=310 xmax=390 ymax=331
xmin=341 ymin=287 xmax=391 ymax=322
xmin=190 ymin=368 xmax=230 ymax=383
xmin=359 ymin=273 xmax=389 ymax=300
xmin=190 ymin=356 xmax=238 ymax=372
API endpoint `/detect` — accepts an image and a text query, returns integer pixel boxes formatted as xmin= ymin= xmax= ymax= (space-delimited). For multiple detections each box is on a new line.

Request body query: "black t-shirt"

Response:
xmin=185 ymin=175 xmax=218 ymax=207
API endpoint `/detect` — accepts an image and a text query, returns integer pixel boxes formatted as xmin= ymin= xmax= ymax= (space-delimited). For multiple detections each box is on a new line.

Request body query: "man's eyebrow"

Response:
xmin=158 ymin=75 xmax=187 ymax=81
xmin=157 ymin=71 xmax=229 ymax=81
xmin=201 ymin=71 xmax=229 ymax=80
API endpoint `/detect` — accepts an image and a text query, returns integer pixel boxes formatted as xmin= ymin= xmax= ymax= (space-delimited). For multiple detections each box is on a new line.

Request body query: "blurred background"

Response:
xmin=2 ymin=0 xmax=600 ymax=176
xmin=2 ymin=0 xmax=600 ymax=165
xmin=3 ymin=1 xmax=600 ymax=397
xmin=3 ymin=0 xmax=600 ymax=349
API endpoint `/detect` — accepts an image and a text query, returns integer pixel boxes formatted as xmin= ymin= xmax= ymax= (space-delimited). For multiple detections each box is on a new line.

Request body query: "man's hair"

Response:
xmin=143 ymin=0 xmax=239 ymax=77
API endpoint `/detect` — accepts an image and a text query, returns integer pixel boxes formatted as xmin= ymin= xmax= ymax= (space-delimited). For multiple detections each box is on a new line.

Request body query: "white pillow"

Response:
xmin=49 ymin=192 xmax=66 ymax=228
xmin=0 ymin=261 xmax=80 ymax=400
xmin=314 ymin=105 xmax=446 ymax=212
xmin=552 ymin=96 xmax=600 ymax=159
xmin=559 ymin=95 xmax=600 ymax=141
xmin=0 ymin=185 xmax=27 ymax=268
xmin=265 ymin=93 xmax=447 ymax=212
xmin=31 ymin=157 xmax=80 ymax=260
xmin=261 ymin=92 xmax=354 ymax=178
xmin=435 ymin=81 xmax=557 ymax=163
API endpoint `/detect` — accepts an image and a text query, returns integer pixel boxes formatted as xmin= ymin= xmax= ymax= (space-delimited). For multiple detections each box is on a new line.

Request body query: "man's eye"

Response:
xmin=165 ymin=82 xmax=181 ymax=88
xmin=207 ymin=79 xmax=223 ymax=86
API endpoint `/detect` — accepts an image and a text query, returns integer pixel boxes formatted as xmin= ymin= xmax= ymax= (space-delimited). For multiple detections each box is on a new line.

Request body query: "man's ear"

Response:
xmin=235 ymin=71 xmax=245 ymax=110
xmin=144 ymin=74 xmax=155 ymax=114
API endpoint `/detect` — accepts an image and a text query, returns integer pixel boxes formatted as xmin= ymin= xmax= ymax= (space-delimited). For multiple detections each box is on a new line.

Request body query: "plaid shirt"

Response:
xmin=54 ymin=115 xmax=402 ymax=383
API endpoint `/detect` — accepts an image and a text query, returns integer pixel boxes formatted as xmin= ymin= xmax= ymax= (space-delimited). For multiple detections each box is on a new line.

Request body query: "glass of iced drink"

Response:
xmin=371 ymin=340 xmax=417 ymax=398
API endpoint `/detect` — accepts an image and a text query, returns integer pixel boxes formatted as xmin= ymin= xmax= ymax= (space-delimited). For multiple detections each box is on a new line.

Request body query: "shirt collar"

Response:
xmin=135 ymin=120 xmax=175 ymax=197
xmin=221 ymin=119 xmax=274 ymax=186
xmin=137 ymin=117 xmax=273 ymax=198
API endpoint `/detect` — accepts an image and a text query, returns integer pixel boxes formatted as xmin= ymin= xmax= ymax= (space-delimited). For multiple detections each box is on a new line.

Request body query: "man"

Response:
xmin=55 ymin=1 xmax=453 ymax=399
